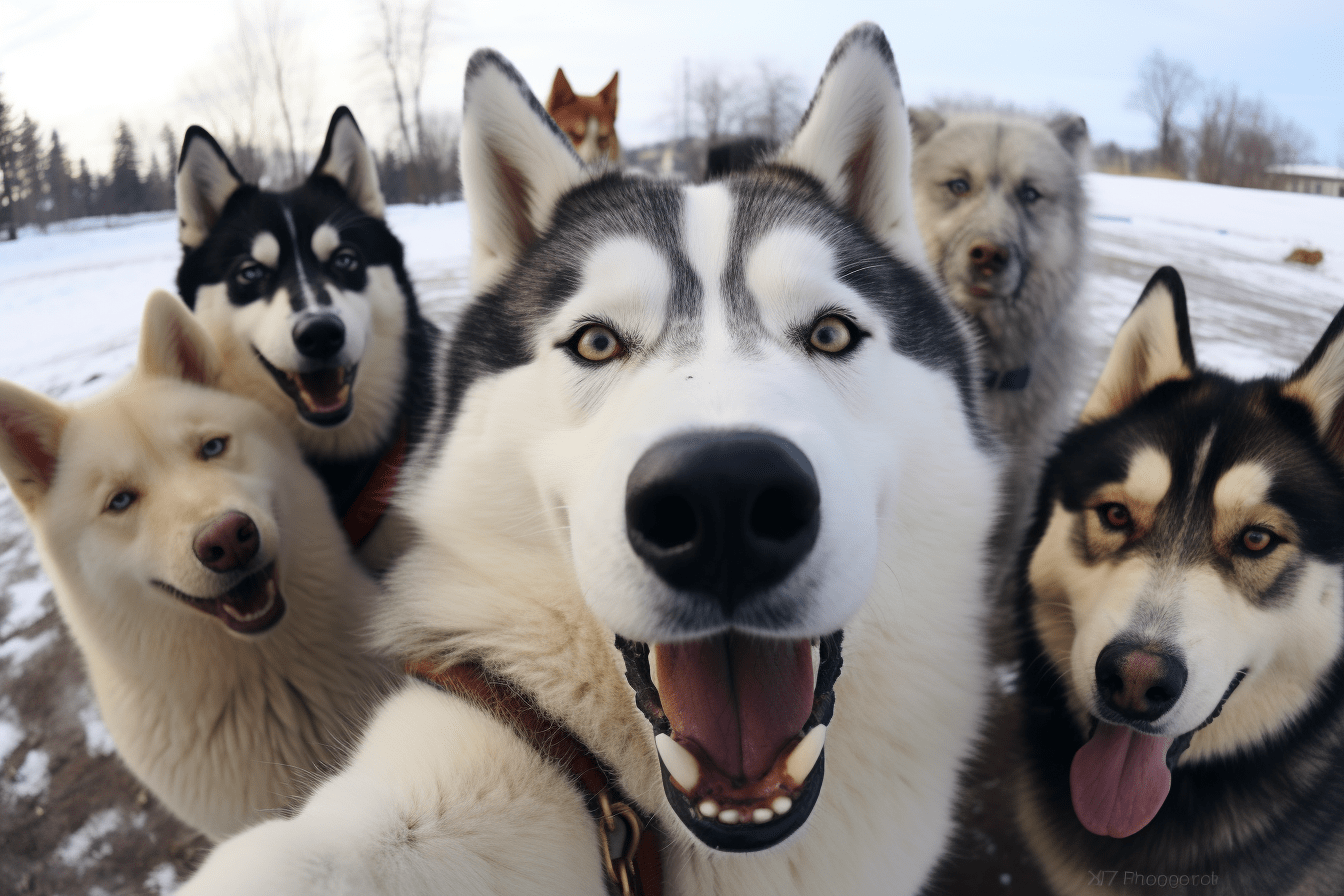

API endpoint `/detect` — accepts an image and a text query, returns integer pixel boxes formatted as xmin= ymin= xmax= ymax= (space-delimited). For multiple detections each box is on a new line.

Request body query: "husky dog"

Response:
xmin=909 ymin=107 xmax=1089 ymax=593
xmin=1016 ymin=267 xmax=1344 ymax=894
xmin=546 ymin=68 xmax=621 ymax=164
xmin=0 ymin=292 xmax=391 ymax=841
xmin=175 ymin=108 xmax=437 ymax=566
xmin=178 ymin=24 xmax=997 ymax=896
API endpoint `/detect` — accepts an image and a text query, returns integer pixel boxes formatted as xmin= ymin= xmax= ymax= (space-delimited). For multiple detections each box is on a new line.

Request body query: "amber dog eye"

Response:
xmin=572 ymin=324 xmax=623 ymax=362
xmin=1241 ymin=527 xmax=1276 ymax=554
xmin=1098 ymin=503 xmax=1131 ymax=530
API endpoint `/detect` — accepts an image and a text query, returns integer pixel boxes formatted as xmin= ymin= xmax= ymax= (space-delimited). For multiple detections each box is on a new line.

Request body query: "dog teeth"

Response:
xmin=784 ymin=724 xmax=826 ymax=786
xmin=752 ymin=808 xmax=774 ymax=823
xmin=717 ymin=808 xmax=740 ymax=825
xmin=655 ymin=734 xmax=700 ymax=792
xmin=697 ymin=800 xmax=719 ymax=818
xmin=771 ymin=796 xmax=793 ymax=815
xmin=223 ymin=581 xmax=276 ymax=623
xmin=648 ymin=647 xmax=660 ymax=692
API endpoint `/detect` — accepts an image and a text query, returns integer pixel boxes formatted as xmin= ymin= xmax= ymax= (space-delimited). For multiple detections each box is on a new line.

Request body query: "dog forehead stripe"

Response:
xmin=312 ymin=224 xmax=341 ymax=263
xmin=251 ymin=232 xmax=280 ymax=268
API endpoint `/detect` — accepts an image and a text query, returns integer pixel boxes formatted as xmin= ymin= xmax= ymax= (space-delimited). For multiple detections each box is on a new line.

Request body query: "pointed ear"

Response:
xmin=547 ymin=68 xmax=575 ymax=113
xmin=138 ymin=290 xmax=222 ymax=387
xmin=177 ymin=126 xmax=244 ymax=249
xmin=1283 ymin=303 xmax=1344 ymax=461
xmin=598 ymin=71 xmax=619 ymax=110
xmin=462 ymin=50 xmax=589 ymax=293
xmin=1079 ymin=267 xmax=1196 ymax=424
xmin=313 ymin=107 xmax=385 ymax=219
xmin=0 ymin=381 xmax=68 ymax=509
xmin=908 ymin=108 xmax=945 ymax=147
xmin=1047 ymin=113 xmax=1090 ymax=159
xmin=777 ymin=23 xmax=926 ymax=267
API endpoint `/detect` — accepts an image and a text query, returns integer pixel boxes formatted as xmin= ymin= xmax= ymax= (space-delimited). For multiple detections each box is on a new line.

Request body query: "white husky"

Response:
xmin=0 ymin=292 xmax=391 ymax=841
xmin=180 ymin=23 xmax=997 ymax=895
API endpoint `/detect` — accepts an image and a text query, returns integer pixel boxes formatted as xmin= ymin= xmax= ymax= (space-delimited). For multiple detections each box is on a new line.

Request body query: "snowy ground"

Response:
xmin=0 ymin=174 xmax=1341 ymax=893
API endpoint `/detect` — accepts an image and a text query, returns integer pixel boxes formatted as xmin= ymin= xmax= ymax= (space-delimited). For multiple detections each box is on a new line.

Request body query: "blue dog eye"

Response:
xmin=107 ymin=490 xmax=137 ymax=513
xmin=201 ymin=437 xmax=228 ymax=459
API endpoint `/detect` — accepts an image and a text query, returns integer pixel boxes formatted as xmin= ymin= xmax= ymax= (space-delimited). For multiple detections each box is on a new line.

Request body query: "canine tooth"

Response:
xmin=771 ymin=796 xmax=793 ymax=815
xmin=648 ymin=647 xmax=660 ymax=691
xmin=717 ymin=808 xmax=741 ymax=824
xmin=752 ymin=808 xmax=774 ymax=824
xmin=698 ymin=800 xmax=719 ymax=818
xmin=655 ymin=734 xmax=700 ymax=792
xmin=785 ymin=724 xmax=827 ymax=786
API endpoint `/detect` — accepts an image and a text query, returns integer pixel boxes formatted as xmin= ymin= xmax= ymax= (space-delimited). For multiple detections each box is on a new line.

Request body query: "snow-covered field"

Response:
xmin=0 ymin=173 xmax=1341 ymax=893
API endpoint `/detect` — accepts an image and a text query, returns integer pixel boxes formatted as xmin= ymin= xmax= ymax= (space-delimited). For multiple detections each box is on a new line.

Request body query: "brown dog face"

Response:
xmin=545 ymin=68 xmax=620 ymax=164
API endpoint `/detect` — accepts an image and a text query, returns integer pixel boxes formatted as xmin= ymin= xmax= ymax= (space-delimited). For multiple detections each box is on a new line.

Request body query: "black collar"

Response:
xmin=983 ymin=366 xmax=1031 ymax=391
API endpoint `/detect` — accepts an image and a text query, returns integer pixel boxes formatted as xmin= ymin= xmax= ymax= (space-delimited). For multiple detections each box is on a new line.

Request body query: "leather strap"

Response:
xmin=341 ymin=428 xmax=408 ymax=547
xmin=407 ymin=660 xmax=663 ymax=896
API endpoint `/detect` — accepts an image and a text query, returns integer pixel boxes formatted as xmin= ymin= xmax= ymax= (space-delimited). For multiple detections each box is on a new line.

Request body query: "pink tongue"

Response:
xmin=656 ymin=635 xmax=813 ymax=781
xmin=1070 ymin=721 xmax=1173 ymax=838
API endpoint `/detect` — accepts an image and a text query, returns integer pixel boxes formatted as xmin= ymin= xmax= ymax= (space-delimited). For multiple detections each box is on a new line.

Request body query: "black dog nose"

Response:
xmin=625 ymin=431 xmax=820 ymax=611
xmin=1096 ymin=642 xmax=1187 ymax=723
xmin=968 ymin=240 xmax=1010 ymax=277
xmin=293 ymin=315 xmax=345 ymax=360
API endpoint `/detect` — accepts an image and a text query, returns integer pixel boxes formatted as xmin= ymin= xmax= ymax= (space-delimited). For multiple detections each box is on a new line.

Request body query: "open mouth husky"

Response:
xmin=1017 ymin=267 xmax=1344 ymax=894
xmin=0 ymin=292 xmax=390 ymax=841
xmin=175 ymin=108 xmax=437 ymax=561
xmin=178 ymin=24 xmax=998 ymax=896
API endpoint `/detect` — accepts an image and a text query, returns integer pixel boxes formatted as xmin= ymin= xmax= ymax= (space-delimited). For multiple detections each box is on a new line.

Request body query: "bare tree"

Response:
xmin=1129 ymin=49 xmax=1199 ymax=175
xmin=691 ymin=65 xmax=740 ymax=142
xmin=741 ymin=61 xmax=803 ymax=142
xmin=371 ymin=0 xmax=436 ymax=159
xmin=258 ymin=0 xmax=313 ymax=184
xmin=1195 ymin=85 xmax=1314 ymax=188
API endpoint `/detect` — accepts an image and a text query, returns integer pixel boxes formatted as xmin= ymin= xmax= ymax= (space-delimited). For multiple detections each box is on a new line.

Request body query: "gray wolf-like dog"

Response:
xmin=909 ymin=106 xmax=1090 ymax=593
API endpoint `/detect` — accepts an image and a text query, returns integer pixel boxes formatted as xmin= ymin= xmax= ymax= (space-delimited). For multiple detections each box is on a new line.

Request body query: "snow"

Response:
xmin=0 ymin=175 xmax=1340 ymax=891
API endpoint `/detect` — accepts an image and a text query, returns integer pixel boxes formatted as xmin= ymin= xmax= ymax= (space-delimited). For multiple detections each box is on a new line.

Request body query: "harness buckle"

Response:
xmin=597 ymin=790 xmax=643 ymax=896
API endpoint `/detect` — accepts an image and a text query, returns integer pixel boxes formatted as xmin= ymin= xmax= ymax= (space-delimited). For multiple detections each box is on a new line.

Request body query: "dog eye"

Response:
xmin=808 ymin=315 xmax=856 ymax=355
xmin=571 ymin=324 xmax=624 ymax=363
xmin=200 ymin=437 xmax=228 ymax=459
xmin=106 ymin=490 xmax=138 ymax=513
xmin=236 ymin=262 xmax=267 ymax=284
xmin=947 ymin=178 xmax=970 ymax=196
xmin=1239 ymin=527 xmax=1278 ymax=555
xmin=331 ymin=249 xmax=361 ymax=272
xmin=1097 ymin=503 xmax=1131 ymax=530
xmin=1019 ymin=185 xmax=1041 ymax=204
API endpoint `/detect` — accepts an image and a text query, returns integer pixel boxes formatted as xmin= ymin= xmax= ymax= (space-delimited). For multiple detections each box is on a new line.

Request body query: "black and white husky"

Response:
xmin=1017 ymin=268 xmax=1344 ymax=894
xmin=175 ymin=109 xmax=437 ymax=564
xmin=180 ymin=24 xmax=998 ymax=896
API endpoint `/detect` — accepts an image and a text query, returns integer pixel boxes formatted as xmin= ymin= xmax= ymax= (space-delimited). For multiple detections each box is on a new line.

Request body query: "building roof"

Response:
xmin=1266 ymin=163 xmax=1344 ymax=181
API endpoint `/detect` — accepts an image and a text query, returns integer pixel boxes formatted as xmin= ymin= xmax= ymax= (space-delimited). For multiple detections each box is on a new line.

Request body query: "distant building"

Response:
xmin=1266 ymin=164 xmax=1344 ymax=197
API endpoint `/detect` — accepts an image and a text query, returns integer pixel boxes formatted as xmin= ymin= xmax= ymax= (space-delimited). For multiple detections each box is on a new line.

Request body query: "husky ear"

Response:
xmin=138 ymin=290 xmax=222 ymax=387
xmin=598 ymin=71 xmax=619 ymax=110
xmin=1284 ymin=304 xmax=1344 ymax=460
xmin=777 ymin=23 xmax=926 ymax=266
xmin=462 ymin=50 xmax=588 ymax=293
xmin=313 ymin=107 xmax=385 ymax=220
xmin=1079 ymin=267 xmax=1196 ymax=424
xmin=908 ymin=108 xmax=945 ymax=147
xmin=177 ymin=126 xmax=244 ymax=249
xmin=1048 ymin=113 xmax=1090 ymax=160
xmin=0 ymin=382 xmax=67 ymax=509
xmin=547 ymin=68 xmax=575 ymax=113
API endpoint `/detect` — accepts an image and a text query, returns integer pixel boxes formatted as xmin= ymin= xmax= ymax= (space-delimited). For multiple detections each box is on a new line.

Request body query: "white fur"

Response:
xmin=0 ymin=294 xmax=392 ymax=840
xmin=181 ymin=25 xmax=995 ymax=895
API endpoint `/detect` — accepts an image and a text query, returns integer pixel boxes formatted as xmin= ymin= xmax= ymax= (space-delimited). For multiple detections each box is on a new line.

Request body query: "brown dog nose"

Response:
xmin=193 ymin=512 xmax=259 ymax=572
xmin=1095 ymin=643 xmax=1187 ymax=723
xmin=968 ymin=241 xmax=1009 ymax=277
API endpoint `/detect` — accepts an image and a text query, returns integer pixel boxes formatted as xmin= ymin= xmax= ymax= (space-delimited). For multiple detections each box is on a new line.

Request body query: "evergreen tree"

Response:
xmin=144 ymin=153 xmax=171 ymax=211
xmin=46 ymin=130 xmax=73 ymax=222
xmin=72 ymin=158 xmax=95 ymax=218
xmin=107 ymin=120 xmax=145 ymax=214
xmin=0 ymin=81 xmax=16 ymax=239
xmin=13 ymin=115 xmax=44 ymax=228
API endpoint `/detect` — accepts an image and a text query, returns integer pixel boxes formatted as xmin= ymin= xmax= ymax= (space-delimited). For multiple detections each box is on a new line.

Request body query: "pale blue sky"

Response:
xmin=1 ymin=0 xmax=1340 ymax=173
